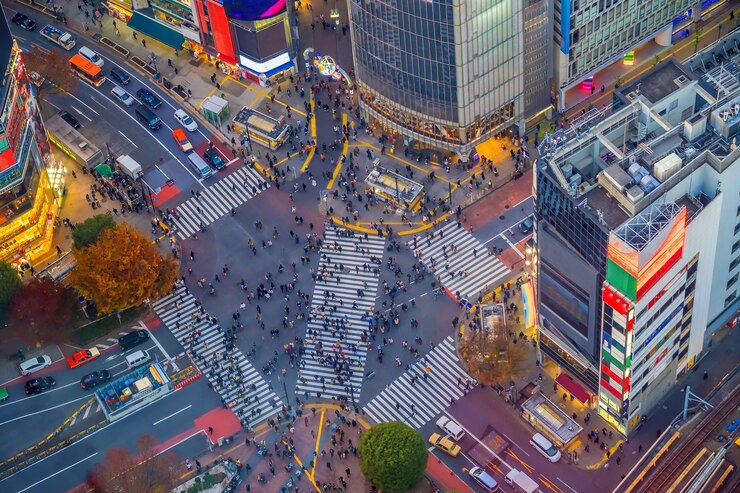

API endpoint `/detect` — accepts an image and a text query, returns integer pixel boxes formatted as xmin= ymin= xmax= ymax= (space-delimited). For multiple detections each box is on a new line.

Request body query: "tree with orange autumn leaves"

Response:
xmin=70 ymin=223 xmax=178 ymax=314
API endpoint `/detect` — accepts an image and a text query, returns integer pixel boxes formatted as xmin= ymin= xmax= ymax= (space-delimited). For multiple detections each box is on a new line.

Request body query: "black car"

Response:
xmin=58 ymin=110 xmax=81 ymax=129
xmin=80 ymin=370 xmax=111 ymax=390
xmin=109 ymin=66 xmax=130 ymax=85
xmin=25 ymin=376 xmax=56 ymax=395
xmin=203 ymin=149 xmax=226 ymax=170
xmin=118 ymin=329 xmax=150 ymax=351
xmin=12 ymin=13 xmax=36 ymax=31
xmin=136 ymin=88 xmax=162 ymax=109
xmin=519 ymin=217 xmax=534 ymax=235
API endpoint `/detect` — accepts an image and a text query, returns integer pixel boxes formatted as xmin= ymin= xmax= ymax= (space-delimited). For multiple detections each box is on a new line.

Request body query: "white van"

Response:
xmin=79 ymin=46 xmax=104 ymax=67
xmin=188 ymin=152 xmax=214 ymax=179
xmin=530 ymin=433 xmax=561 ymax=463
xmin=436 ymin=416 xmax=465 ymax=441
xmin=111 ymin=86 xmax=134 ymax=107
xmin=125 ymin=350 xmax=150 ymax=369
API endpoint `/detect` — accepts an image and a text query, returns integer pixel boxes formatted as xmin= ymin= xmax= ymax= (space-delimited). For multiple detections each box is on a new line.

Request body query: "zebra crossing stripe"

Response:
xmin=409 ymin=221 xmax=510 ymax=301
xmin=172 ymin=166 xmax=269 ymax=239
xmin=152 ymin=287 xmax=283 ymax=426
xmin=295 ymin=227 xmax=386 ymax=403
xmin=363 ymin=336 xmax=476 ymax=429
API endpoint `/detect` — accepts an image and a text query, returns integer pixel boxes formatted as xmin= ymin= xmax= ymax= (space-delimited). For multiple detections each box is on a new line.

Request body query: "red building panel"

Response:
xmin=206 ymin=0 xmax=237 ymax=65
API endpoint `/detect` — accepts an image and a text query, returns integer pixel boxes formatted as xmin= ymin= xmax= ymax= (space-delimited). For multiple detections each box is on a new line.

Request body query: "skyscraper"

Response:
xmin=534 ymin=57 xmax=740 ymax=435
xmin=349 ymin=0 xmax=526 ymax=157
xmin=0 ymin=11 xmax=62 ymax=265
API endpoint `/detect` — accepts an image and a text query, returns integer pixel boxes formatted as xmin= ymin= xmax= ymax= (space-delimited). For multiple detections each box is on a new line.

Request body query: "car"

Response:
xmin=80 ymin=370 xmax=111 ymax=390
xmin=12 ymin=13 xmax=36 ymax=31
xmin=79 ymin=46 xmax=104 ymax=67
xmin=436 ymin=416 xmax=465 ymax=441
xmin=428 ymin=433 xmax=461 ymax=457
xmin=111 ymin=86 xmax=134 ymax=107
xmin=136 ymin=88 xmax=162 ymax=109
xmin=109 ymin=66 xmax=130 ymax=84
xmin=519 ymin=217 xmax=534 ymax=235
xmin=468 ymin=466 xmax=499 ymax=492
xmin=67 ymin=347 xmax=101 ymax=368
xmin=19 ymin=355 xmax=52 ymax=376
xmin=174 ymin=109 xmax=198 ymax=131
xmin=58 ymin=110 xmax=81 ymax=129
xmin=25 ymin=377 xmax=56 ymax=395
xmin=203 ymin=148 xmax=225 ymax=170
xmin=0 ymin=388 xmax=8 ymax=401
xmin=172 ymin=128 xmax=193 ymax=152
xmin=118 ymin=329 xmax=150 ymax=351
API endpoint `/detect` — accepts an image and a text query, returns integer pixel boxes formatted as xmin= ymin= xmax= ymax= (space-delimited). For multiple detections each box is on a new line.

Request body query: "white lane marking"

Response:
xmin=501 ymin=232 xmax=526 ymax=259
xmin=29 ymin=42 xmax=50 ymax=54
xmin=137 ymin=321 xmax=179 ymax=371
xmin=82 ymin=403 xmax=92 ymax=420
xmin=156 ymin=164 xmax=171 ymax=180
xmin=16 ymin=452 xmax=98 ymax=493
xmin=60 ymin=89 xmax=100 ymax=116
xmin=443 ymin=409 xmax=516 ymax=474
xmin=70 ymin=105 xmax=92 ymax=122
xmin=153 ymin=404 xmax=192 ymax=425
xmin=481 ymin=197 xmax=534 ymax=246
xmin=557 ymin=477 xmax=579 ymax=493
xmin=118 ymin=129 xmax=138 ymax=148
xmin=501 ymin=432 xmax=530 ymax=456
xmin=159 ymin=429 xmax=208 ymax=453
xmin=0 ymin=394 xmax=92 ymax=425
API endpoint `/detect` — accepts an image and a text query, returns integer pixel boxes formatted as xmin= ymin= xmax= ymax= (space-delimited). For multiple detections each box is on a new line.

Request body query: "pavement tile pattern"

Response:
xmin=409 ymin=221 xmax=510 ymax=301
xmin=152 ymin=286 xmax=284 ymax=427
xmin=171 ymin=165 xmax=268 ymax=239
xmin=295 ymin=226 xmax=386 ymax=403
xmin=363 ymin=336 xmax=475 ymax=429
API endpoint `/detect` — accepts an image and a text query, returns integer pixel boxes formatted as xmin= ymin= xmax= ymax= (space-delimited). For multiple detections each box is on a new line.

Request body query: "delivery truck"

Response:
xmin=40 ymin=25 xmax=76 ymax=50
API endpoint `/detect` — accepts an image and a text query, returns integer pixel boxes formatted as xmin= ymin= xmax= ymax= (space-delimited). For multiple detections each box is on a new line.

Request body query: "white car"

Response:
xmin=174 ymin=109 xmax=198 ymax=132
xmin=79 ymin=46 xmax=104 ymax=67
xmin=436 ymin=416 xmax=465 ymax=441
xmin=19 ymin=355 xmax=52 ymax=376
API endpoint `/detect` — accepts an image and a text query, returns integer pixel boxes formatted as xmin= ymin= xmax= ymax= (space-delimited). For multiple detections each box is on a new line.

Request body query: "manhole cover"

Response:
xmin=499 ymin=215 xmax=505 ymax=220
xmin=504 ymin=204 xmax=510 ymax=209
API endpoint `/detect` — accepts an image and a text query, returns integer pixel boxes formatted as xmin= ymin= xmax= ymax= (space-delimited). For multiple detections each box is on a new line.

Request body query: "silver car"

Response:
xmin=19 ymin=355 xmax=52 ymax=376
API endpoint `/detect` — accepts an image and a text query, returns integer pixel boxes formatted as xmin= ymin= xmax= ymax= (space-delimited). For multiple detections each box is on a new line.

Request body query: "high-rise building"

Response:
xmin=534 ymin=56 xmax=740 ymax=435
xmin=349 ymin=0 xmax=526 ymax=157
xmin=553 ymin=0 xmax=693 ymax=110
xmin=0 ymin=12 xmax=62 ymax=264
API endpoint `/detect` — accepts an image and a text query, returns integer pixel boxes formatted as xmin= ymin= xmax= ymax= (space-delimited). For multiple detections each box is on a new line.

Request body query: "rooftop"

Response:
xmin=521 ymin=392 xmax=582 ymax=445
xmin=616 ymin=59 xmax=694 ymax=105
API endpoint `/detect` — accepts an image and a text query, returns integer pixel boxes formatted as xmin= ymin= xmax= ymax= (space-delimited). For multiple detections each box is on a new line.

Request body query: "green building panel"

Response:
xmin=606 ymin=258 xmax=637 ymax=301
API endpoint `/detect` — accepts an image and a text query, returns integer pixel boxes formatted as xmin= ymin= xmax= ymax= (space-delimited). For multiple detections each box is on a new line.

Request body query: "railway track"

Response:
xmin=637 ymin=384 xmax=740 ymax=493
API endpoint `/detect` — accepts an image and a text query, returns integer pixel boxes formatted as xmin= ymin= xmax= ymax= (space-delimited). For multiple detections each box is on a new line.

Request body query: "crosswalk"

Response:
xmin=295 ymin=225 xmax=387 ymax=404
xmin=152 ymin=286 xmax=284 ymax=426
xmin=171 ymin=165 xmax=268 ymax=239
xmin=363 ymin=336 xmax=476 ymax=429
xmin=409 ymin=221 xmax=510 ymax=302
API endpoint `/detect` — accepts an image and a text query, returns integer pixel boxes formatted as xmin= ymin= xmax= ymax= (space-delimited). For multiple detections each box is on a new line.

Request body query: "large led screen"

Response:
xmin=221 ymin=0 xmax=286 ymax=20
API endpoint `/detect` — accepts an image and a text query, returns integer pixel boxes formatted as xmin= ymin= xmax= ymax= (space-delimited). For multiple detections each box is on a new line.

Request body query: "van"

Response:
xmin=436 ymin=416 xmax=465 ymax=441
xmin=79 ymin=46 xmax=104 ymax=67
xmin=135 ymin=105 xmax=162 ymax=130
xmin=111 ymin=86 xmax=134 ymax=107
xmin=188 ymin=153 xmax=214 ymax=179
xmin=530 ymin=433 xmax=561 ymax=463
xmin=468 ymin=467 xmax=498 ymax=492
xmin=125 ymin=350 xmax=150 ymax=369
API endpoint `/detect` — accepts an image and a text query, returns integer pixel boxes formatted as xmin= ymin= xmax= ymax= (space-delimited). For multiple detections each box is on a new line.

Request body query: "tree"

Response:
xmin=86 ymin=434 xmax=180 ymax=493
xmin=21 ymin=45 xmax=78 ymax=104
xmin=0 ymin=261 xmax=21 ymax=307
xmin=72 ymin=214 xmax=116 ymax=249
xmin=7 ymin=278 xmax=76 ymax=344
xmin=359 ymin=422 xmax=427 ymax=492
xmin=71 ymin=223 xmax=178 ymax=314
xmin=458 ymin=317 xmax=529 ymax=386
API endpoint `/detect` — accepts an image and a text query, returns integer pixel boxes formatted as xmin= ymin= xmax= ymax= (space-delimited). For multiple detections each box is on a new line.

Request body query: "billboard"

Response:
xmin=221 ymin=0 xmax=286 ymax=20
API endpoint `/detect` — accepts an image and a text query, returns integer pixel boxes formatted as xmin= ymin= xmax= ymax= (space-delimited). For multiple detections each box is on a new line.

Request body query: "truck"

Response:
xmin=505 ymin=469 xmax=541 ymax=493
xmin=40 ymin=25 xmax=75 ymax=50
xmin=116 ymin=155 xmax=143 ymax=179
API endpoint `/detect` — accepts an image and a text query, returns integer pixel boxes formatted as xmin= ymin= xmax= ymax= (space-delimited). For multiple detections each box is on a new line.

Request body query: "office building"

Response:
xmin=349 ymin=0 xmax=526 ymax=158
xmin=534 ymin=55 xmax=740 ymax=435
xmin=0 ymin=12 xmax=62 ymax=264
xmin=553 ymin=0 xmax=693 ymax=110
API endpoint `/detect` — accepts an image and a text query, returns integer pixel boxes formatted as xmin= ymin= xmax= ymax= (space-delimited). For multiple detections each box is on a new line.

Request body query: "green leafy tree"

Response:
xmin=0 ymin=261 xmax=21 ymax=323
xmin=72 ymin=214 xmax=116 ymax=249
xmin=359 ymin=422 xmax=427 ymax=492
xmin=8 ymin=278 xmax=76 ymax=344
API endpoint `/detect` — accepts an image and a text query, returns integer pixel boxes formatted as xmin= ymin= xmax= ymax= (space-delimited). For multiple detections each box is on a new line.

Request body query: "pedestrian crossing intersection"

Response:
xmin=409 ymin=221 xmax=510 ymax=302
xmin=295 ymin=225 xmax=387 ymax=404
xmin=152 ymin=287 xmax=283 ymax=427
xmin=363 ymin=336 xmax=476 ymax=429
xmin=171 ymin=166 xmax=268 ymax=239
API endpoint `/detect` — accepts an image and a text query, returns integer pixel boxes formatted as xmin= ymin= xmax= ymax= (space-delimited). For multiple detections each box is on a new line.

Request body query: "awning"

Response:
xmin=262 ymin=59 xmax=294 ymax=78
xmin=127 ymin=12 xmax=184 ymax=50
xmin=555 ymin=373 xmax=590 ymax=403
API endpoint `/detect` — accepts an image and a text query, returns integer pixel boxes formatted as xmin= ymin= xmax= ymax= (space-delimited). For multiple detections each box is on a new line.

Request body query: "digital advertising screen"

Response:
xmin=221 ymin=0 xmax=286 ymax=20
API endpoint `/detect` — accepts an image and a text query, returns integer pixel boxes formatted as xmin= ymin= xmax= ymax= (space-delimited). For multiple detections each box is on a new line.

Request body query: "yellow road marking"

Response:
xmin=226 ymin=76 xmax=307 ymax=117
xmin=326 ymin=113 xmax=348 ymax=189
xmin=301 ymin=92 xmax=317 ymax=172
xmin=195 ymin=86 xmax=218 ymax=109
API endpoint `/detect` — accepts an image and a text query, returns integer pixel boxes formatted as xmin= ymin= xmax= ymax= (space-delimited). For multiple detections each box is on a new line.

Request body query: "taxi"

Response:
xmin=428 ymin=433 xmax=461 ymax=457
xmin=67 ymin=347 xmax=101 ymax=368
xmin=172 ymin=128 xmax=193 ymax=152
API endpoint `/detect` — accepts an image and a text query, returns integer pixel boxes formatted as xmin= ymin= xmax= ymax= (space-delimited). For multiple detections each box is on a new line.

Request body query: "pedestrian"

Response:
xmin=133 ymin=31 xmax=138 ymax=39
xmin=208 ymin=426 xmax=214 ymax=435
xmin=142 ymin=38 xmax=147 ymax=47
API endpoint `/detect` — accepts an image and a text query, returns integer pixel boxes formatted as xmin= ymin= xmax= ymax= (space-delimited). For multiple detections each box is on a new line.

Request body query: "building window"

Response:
xmin=725 ymin=291 xmax=737 ymax=308
xmin=735 ymin=222 xmax=740 ymax=235
xmin=728 ymin=273 xmax=739 ymax=290
xmin=734 ymin=239 xmax=740 ymax=254
xmin=731 ymin=255 xmax=740 ymax=272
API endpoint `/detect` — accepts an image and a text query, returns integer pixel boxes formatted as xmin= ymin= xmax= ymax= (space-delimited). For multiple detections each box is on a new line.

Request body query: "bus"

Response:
xmin=70 ymin=54 xmax=105 ymax=87
xmin=231 ymin=107 xmax=290 ymax=151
